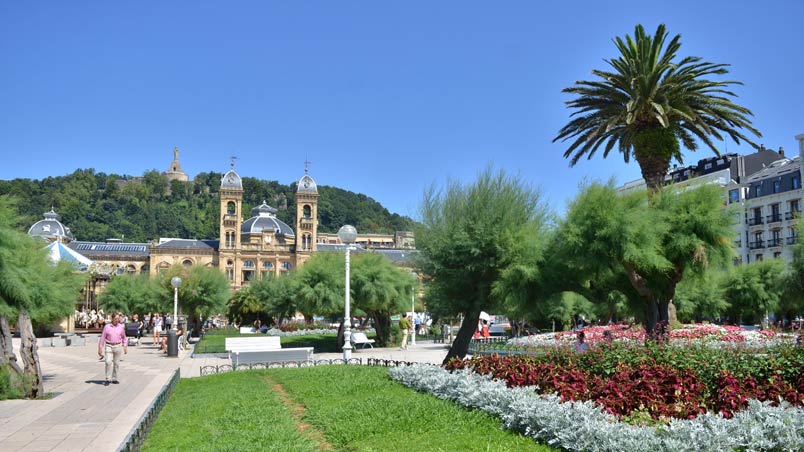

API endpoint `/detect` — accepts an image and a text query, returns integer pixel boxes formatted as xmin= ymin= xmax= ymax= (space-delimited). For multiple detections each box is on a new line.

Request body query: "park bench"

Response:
xmin=350 ymin=332 xmax=375 ymax=349
xmin=225 ymin=336 xmax=313 ymax=367
xmin=239 ymin=326 xmax=256 ymax=334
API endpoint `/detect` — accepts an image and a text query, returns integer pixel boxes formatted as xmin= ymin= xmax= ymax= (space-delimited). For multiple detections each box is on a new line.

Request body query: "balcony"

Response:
xmin=787 ymin=236 xmax=799 ymax=245
xmin=767 ymin=238 xmax=782 ymax=247
xmin=786 ymin=210 xmax=801 ymax=220
xmin=747 ymin=217 xmax=763 ymax=226
xmin=766 ymin=214 xmax=782 ymax=224
xmin=748 ymin=240 xmax=765 ymax=250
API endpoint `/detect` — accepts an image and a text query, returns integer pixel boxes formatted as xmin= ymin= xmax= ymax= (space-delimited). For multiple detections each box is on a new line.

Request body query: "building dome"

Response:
xmin=28 ymin=209 xmax=74 ymax=242
xmin=221 ymin=168 xmax=242 ymax=189
xmin=241 ymin=201 xmax=295 ymax=236
xmin=297 ymin=173 xmax=318 ymax=194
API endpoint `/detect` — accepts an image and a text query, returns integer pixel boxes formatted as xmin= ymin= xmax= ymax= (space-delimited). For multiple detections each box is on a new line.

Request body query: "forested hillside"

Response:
xmin=0 ymin=169 xmax=415 ymax=242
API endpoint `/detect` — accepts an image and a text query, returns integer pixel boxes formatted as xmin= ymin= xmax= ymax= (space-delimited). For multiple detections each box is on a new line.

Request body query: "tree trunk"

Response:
xmin=18 ymin=311 xmax=44 ymax=398
xmin=336 ymin=321 xmax=344 ymax=353
xmin=442 ymin=310 xmax=480 ymax=365
xmin=0 ymin=314 xmax=24 ymax=393
xmin=369 ymin=312 xmax=391 ymax=347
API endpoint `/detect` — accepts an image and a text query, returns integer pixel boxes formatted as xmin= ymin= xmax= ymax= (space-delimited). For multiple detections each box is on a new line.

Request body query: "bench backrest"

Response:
xmin=226 ymin=336 xmax=281 ymax=352
xmin=352 ymin=332 xmax=371 ymax=342
xmin=239 ymin=327 xmax=256 ymax=334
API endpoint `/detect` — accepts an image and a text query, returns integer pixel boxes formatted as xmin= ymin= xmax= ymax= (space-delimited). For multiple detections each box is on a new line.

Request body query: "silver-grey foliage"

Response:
xmin=388 ymin=365 xmax=804 ymax=452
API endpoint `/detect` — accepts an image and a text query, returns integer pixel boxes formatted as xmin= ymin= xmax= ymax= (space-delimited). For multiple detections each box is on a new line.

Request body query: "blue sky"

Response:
xmin=1 ymin=1 xmax=802 ymax=220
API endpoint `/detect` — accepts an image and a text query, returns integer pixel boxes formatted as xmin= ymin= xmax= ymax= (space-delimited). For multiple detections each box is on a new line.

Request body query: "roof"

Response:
xmin=297 ymin=173 xmax=318 ymax=194
xmin=69 ymin=241 xmax=150 ymax=259
xmin=221 ymin=169 xmax=243 ymax=189
xmin=46 ymin=241 xmax=92 ymax=268
xmin=153 ymin=239 xmax=219 ymax=250
xmin=28 ymin=209 xmax=74 ymax=241
xmin=241 ymin=202 xmax=294 ymax=236
xmin=745 ymin=156 xmax=800 ymax=182
xmin=374 ymin=249 xmax=419 ymax=265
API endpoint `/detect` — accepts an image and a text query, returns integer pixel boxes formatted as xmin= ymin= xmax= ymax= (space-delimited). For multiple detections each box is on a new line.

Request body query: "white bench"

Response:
xmin=351 ymin=332 xmax=375 ymax=349
xmin=239 ymin=327 xmax=256 ymax=334
xmin=225 ymin=336 xmax=313 ymax=366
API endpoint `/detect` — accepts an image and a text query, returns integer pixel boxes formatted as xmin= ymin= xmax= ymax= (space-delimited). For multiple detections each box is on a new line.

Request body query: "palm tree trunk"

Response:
xmin=0 ymin=314 xmax=24 ymax=392
xmin=18 ymin=311 xmax=44 ymax=398
xmin=442 ymin=309 xmax=480 ymax=365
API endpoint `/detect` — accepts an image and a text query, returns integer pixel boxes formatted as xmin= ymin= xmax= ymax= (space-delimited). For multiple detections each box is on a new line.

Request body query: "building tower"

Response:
xmin=294 ymin=163 xmax=319 ymax=264
xmin=163 ymin=147 xmax=190 ymax=182
xmin=219 ymin=160 xmax=244 ymax=286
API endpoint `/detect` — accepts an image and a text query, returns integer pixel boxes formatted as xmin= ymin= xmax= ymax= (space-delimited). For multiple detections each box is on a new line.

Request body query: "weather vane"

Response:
xmin=229 ymin=155 xmax=238 ymax=169
xmin=304 ymin=155 xmax=312 ymax=173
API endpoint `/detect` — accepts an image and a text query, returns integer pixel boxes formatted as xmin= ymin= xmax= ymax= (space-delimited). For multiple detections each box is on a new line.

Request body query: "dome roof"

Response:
xmin=28 ymin=209 xmax=74 ymax=242
xmin=241 ymin=201 xmax=295 ymax=236
xmin=297 ymin=173 xmax=318 ymax=194
xmin=221 ymin=169 xmax=242 ymax=189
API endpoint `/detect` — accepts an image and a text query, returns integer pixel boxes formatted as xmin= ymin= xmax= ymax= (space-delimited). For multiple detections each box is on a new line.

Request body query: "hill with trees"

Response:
xmin=0 ymin=169 xmax=415 ymax=242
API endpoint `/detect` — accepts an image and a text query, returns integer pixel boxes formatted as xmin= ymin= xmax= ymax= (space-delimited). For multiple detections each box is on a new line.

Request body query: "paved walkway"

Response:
xmin=0 ymin=336 xmax=449 ymax=451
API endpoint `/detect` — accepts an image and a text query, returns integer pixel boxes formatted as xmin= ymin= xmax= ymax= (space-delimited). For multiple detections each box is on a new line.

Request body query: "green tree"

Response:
xmin=97 ymin=274 xmax=165 ymax=315
xmin=554 ymin=24 xmax=760 ymax=189
xmin=351 ymin=253 xmax=414 ymax=347
xmin=723 ymin=260 xmax=786 ymax=325
xmin=673 ymin=268 xmax=729 ymax=322
xmin=417 ymin=167 xmax=550 ymax=363
xmin=160 ymin=265 xmax=230 ymax=335
xmin=0 ymin=196 xmax=85 ymax=398
xmin=557 ymin=182 xmax=734 ymax=339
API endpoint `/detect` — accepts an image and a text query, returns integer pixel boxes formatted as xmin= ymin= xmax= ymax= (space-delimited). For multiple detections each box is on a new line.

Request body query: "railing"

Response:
xmin=767 ymin=238 xmax=782 ymax=247
xmin=786 ymin=211 xmax=800 ymax=220
xmin=749 ymin=240 xmax=765 ymax=250
xmin=766 ymin=214 xmax=782 ymax=224
xmin=748 ymin=217 xmax=764 ymax=226
xmin=199 ymin=357 xmax=436 ymax=376
xmin=117 ymin=369 xmax=180 ymax=452
xmin=787 ymin=236 xmax=799 ymax=245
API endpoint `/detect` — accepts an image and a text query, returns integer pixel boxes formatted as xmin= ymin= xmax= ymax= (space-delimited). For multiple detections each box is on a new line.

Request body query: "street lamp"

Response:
xmin=170 ymin=276 xmax=182 ymax=331
xmin=338 ymin=225 xmax=358 ymax=362
xmin=410 ymin=272 xmax=417 ymax=346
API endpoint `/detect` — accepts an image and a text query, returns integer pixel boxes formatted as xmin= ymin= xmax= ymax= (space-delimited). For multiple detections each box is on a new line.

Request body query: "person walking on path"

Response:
xmin=152 ymin=314 xmax=163 ymax=346
xmin=98 ymin=313 xmax=128 ymax=386
xmin=399 ymin=314 xmax=411 ymax=350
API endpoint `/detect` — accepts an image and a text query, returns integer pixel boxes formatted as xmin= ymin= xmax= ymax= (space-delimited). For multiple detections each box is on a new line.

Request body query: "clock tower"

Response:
xmin=294 ymin=164 xmax=319 ymax=263
xmin=219 ymin=162 xmax=243 ymax=286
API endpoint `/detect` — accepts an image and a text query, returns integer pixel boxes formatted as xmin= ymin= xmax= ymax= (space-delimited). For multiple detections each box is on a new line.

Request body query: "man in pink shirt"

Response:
xmin=98 ymin=312 xmax=128 ymax=385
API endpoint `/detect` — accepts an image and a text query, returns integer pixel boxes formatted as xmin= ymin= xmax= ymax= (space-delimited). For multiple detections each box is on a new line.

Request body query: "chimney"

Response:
xmin=779 ymin=146 xmax=784 ymax=157
xmin=759 ymin=144 xmax=765 ymax=153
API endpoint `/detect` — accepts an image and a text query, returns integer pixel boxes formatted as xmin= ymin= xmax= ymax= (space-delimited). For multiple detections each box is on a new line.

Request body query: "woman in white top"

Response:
xmin=152 ymin=314 xmax=163 ymax=346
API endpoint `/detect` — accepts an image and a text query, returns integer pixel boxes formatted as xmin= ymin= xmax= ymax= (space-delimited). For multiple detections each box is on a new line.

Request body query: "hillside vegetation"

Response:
xmin=0 ymin=169 xmax=415 ymax=242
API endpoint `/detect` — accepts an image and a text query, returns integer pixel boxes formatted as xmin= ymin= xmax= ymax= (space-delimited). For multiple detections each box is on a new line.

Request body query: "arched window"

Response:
xmin=227 ymin=201 xmax=236 ymax=215
xmin=126 ymin=264 xmax=137 ymax=273
xmin=182 ymin=259 xmax=193 ymax=267
xmin=243 ymin=260 xmax=254 ymax=268
xmin=263 ymin=261 xmax=273 ymax=268
xmin=281 ymin=262 xmax=292 ymax=270
xmin=303 ymin=205 xmax=311 ymax=218
xmin=225 ymin=231 xmax=236 ymax=249
xmin=226 ymin=259 xmax=234 ymax=267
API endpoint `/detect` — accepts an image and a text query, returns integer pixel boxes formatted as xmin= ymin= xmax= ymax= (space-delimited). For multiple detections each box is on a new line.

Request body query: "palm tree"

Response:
xmin=554 ymin=24 xmax=761 ymax=190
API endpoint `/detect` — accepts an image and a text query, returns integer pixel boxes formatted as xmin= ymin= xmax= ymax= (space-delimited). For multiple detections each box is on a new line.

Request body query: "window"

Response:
xmin=227 ymin=269 xmax=234 ymax=281
xmin=126 ymin=264 xmax=137 ymax=273
xmin=756 ymin=254 xmax=763 ymax=261
xmin=243 ymin=260 xmax=254 ymax=268
xmin=182 ymin=259 xmax=193 ymax=267
xmin=263 ymin=261 xmax=273 ymax=268
xmin=755 ymin=185 xmax=763 ymax=197
xmin=792 ymin=200 xmax=800 ymax=212
xmin=303 ymin=205 xmax=312 ymax=218
xmin=227 ymin=201 xmax=236 ymax=215
xmin=728 ymin=189 xmax=739 ymax=204
xmin=704 ymin=163 xmax=713 ymax=170
xmin=773 ymin=180 xmax=781 ymax=193
xmin=281 ymin=262 xmax=292 ymax=270
xmin=794 ymin=175 xmax=801 ymax=190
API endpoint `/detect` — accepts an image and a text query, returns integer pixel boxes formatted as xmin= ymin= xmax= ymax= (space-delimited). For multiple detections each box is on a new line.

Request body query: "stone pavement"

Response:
xmin=0 ymin=336 xmax=449 ymax=451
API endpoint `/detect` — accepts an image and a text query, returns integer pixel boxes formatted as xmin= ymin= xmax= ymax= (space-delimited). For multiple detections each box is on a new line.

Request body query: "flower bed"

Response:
xmin=389 ymin=364 xmax=804 ymax=452
xmin=453 ymin=343 xmax=804 ymax=420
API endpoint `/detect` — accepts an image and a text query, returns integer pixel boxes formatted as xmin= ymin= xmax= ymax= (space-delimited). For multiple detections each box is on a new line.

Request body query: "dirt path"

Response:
xmin=262 ymin=374 xmax=336 ymax=451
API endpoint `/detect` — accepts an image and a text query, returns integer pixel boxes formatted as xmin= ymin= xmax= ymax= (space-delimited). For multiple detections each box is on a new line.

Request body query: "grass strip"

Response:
xmin=264 ymin=366 xmax=557 ymax=452
xmin=140 ymin=371 xmax=319 ymax=452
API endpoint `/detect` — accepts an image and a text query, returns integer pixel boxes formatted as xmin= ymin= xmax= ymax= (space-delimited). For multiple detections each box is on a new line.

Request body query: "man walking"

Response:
xmin=399 ymin=314 xmax=411 ymax=350
xmin=98 ymin=313 xmax=127 ymax=386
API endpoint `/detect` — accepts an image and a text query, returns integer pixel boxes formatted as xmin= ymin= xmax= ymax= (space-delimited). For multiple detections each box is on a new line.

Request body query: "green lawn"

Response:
xmin=141 ymin=366 xmax=557 ymax=452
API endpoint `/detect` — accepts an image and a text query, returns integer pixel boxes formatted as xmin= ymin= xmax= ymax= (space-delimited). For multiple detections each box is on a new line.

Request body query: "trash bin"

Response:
xmin=166 ymin=330 xmax=178 ymax=357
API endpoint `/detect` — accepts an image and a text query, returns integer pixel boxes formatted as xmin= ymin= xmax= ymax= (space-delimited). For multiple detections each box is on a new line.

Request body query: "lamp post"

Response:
xmin=338 ymin=225 xmax=358 ymax=362
xmin=170 ymin=276 xmax=182 ymax=331
xmin=410 ymin=272 xmax=417 ymax=346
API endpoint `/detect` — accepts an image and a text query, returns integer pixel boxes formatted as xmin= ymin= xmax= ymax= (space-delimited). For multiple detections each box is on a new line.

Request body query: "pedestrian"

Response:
xmin=573 ymin=331 xmax=588 ymax=354
xmin=399 ymin=314 xmax=411 ymax=350
xmin=164 ymin=313 xmax=172 ymax=331
xmin=98 ymin=313 xmax=127 ymax=386
xmin=152 ymin=314 xmax=163 ymax=346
